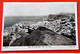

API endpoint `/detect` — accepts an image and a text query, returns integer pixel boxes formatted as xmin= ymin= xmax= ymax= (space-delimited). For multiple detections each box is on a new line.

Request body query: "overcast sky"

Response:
xmin=3 ymin=2 xmax=76 ymax=16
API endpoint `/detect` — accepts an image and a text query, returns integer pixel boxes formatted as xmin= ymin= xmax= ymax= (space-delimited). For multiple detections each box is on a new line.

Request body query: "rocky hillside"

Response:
xmin=3 ymin=13 xmax=76 ymax=46
xmin=10 ymin=27 xmax=75 ymax=46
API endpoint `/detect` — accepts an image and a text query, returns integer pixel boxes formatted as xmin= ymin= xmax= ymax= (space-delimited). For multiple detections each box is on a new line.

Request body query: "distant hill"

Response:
xmin=47 ymin=13 xmax=75 ymax=21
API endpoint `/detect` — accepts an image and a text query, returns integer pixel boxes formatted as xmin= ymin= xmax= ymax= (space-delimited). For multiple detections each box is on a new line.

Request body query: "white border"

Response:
xmin=1 ymin=2 xmax=79 ymax=51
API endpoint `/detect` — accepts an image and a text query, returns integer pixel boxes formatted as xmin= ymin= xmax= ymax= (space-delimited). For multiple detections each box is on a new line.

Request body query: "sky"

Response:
xmin=3 ymin=2 xmax=76 ymax=16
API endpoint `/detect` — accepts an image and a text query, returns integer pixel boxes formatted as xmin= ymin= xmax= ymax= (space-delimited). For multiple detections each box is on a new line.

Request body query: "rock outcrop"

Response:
xmin=10 ymin=27 xmax=75 ymax=46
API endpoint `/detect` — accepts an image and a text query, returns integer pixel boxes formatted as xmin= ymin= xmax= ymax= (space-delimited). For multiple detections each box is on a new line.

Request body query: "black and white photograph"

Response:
xmin=2 ymin=2 xmax=78 ymax=51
